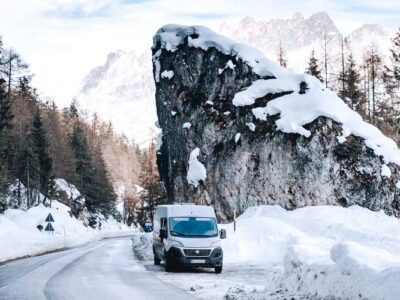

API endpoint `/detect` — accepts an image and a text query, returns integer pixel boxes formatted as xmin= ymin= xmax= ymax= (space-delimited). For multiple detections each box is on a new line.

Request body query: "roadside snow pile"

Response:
xmin=153 ymin=25 xmax=400 ymax=166
xmin=0 ymin=200 xmax=134 ymax=263
xmin=221 ymin=205 xmax=400 ymax=300
xmin=186 ymin=148 xmax=207 ymax=187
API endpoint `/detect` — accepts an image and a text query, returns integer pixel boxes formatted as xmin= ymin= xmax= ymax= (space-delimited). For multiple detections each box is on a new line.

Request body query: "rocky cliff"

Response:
xmin=152 ymin=25 xmax=400 ymax=221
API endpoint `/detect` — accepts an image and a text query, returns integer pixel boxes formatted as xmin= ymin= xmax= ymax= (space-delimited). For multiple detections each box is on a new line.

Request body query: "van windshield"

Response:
xmin=169 ymin=217 xmax=218 ymax=238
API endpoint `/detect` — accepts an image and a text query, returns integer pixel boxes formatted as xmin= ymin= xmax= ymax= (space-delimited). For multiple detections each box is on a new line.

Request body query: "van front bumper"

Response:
xmin=166 ymin=247 xmax=223 ymax=268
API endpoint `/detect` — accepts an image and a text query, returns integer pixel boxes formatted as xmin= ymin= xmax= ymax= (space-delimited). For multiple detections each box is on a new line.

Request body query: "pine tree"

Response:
xmin=305 ymin=50 xmax=323 ymax=82
xmin=277 ymin=41 xmax=287 ymax=68
xmin=138 ymin=137 xmax=165 ymax=223
xmin=383 ymin=29 xmax=400 ymax=96
xmin=30 ymin=110 xmax=53 ymax=200
xmin=338 ymin=52 xmax=364 ymax=112
xmin=364 ymin=45 xmax=383 ymax=125
xmin=0 ymin=78 xmax=12 ymax=209
xmin=0 ymin=49 xmax=29 ymax=103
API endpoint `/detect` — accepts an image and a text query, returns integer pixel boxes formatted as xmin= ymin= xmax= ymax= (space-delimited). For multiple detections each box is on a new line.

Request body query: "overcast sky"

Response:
xmin=0 ymin=0 xmax=399 ymax=107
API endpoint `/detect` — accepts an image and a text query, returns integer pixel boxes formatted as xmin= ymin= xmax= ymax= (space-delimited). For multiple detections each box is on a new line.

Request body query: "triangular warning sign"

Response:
xmin=45 ymin=222 xmax=54 ymax=232
xmin=45 ymin=213 xmax=55 ymax=222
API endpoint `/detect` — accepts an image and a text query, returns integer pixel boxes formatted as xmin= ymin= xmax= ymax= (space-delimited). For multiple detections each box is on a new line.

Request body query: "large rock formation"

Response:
xmin=152 ymin=25 xmax=400 ymax=221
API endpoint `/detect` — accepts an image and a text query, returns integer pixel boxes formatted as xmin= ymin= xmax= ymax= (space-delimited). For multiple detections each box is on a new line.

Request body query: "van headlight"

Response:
xmin=170 ymin=240 xmax=184 ymax=247
xmin=211 ymin=240 xmax=221 ymax=247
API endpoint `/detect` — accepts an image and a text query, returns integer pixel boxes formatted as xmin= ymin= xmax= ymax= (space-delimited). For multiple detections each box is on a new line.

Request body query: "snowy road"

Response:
xmin=0 ymin=236 xmax=193 ymax=300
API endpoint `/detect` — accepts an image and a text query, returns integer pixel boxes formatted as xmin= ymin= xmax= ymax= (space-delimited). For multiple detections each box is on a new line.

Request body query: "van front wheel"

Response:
xmin=165 ymin=257 xmax=174 ymax=272
xmin=215 ymin=266 xmax=222 ymax=274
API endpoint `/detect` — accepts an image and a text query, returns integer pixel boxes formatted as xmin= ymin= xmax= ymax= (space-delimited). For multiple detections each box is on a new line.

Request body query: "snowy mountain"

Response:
xmin=77 ymin=50 xmax=156 ymax=146
xmin=77 ymin=12 xmax=391 ymax=145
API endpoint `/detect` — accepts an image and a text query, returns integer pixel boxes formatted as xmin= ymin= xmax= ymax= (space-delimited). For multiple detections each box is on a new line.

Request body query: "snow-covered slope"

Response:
xmin=76 ymin=12 xmax=391 ymax=145
xmin=77 ymin=50 xmax=157 ymax=146
xmin=0 ymin=200 xmax=134 ymax=263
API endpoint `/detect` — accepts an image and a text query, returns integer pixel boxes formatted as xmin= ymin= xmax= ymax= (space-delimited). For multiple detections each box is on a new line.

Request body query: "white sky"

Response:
xmin=0 ymin=0 xmax=398 ymax=108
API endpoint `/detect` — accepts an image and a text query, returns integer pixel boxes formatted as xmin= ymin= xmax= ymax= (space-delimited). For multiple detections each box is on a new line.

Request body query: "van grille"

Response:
xmin=183 ymin=249 xmax=211 ymax=257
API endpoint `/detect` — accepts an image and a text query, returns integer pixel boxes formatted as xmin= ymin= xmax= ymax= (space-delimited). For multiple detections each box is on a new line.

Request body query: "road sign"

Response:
xmin=45 ymin=213 xmax=55 ymax=222
xmin=45 ymin=222 xmax=54 ymax=232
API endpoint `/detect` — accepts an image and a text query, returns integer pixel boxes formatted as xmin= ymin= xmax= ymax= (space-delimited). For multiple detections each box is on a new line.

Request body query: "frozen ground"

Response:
xmin=0 ymin=237 xmax=193 ymax=300
xmin=132 ymin=205 xmax=400 ymax=300
xmin=0 ymin=200 xmax=134 ymax=263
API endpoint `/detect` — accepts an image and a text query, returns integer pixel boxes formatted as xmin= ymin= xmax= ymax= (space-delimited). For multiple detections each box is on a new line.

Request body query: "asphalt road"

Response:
xmin=0 ymin=236 xmax=194 ymax=300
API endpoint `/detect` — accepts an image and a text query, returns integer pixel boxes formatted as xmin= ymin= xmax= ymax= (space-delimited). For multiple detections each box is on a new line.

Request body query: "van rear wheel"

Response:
xmin=215 ymin=266 xmax=222 ymax=274
xmin=153 ymin=247 xmax=160 ymax=265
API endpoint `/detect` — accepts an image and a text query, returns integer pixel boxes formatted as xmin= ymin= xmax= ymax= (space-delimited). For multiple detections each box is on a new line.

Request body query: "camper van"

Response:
xmin=153 ymin=204 xmax=226 ymax=273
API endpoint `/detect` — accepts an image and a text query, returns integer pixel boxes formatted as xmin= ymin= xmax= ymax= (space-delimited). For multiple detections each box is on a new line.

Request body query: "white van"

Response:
xmin=152 ymin=204 xmax=226 ymax=273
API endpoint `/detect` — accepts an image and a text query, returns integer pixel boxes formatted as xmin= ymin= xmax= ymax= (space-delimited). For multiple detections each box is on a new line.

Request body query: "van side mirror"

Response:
xmin=220 ymin=229 xmax=227 ymax=239
xmin=160 ymin=228 xmax=168 ymax=239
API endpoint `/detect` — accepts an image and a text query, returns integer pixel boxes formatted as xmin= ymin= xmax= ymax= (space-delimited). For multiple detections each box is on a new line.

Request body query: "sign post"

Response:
xmin=233 ymin=209 xmax=236 ymax=232
xmin=44 ymin=213 xmax=55 ymax=235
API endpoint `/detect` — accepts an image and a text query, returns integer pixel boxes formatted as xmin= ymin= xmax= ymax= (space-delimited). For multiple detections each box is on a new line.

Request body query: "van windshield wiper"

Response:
xmin=170 ymin=231 xmax=187 ymax=236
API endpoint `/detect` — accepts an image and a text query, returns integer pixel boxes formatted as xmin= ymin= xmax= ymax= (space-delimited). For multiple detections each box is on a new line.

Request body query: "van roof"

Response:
xmin=156 ymin=204 xmax=216 ymax=218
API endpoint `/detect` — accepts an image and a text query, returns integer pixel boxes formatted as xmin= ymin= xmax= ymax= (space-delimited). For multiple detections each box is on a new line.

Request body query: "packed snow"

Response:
xmin=153 ymin=24 xmax=400 ymax=168
xmin=133 ymin=205 xmax=400 ymax=300
xmin=0 ymin=200 xmax=134 ymax=263
xmin=186 ymin=148 xmax=207 ymax=187
xmin=161 ymin=70 xmax=174 ymax=79
xmin=182 ymin=122 xmax=192 ymax=129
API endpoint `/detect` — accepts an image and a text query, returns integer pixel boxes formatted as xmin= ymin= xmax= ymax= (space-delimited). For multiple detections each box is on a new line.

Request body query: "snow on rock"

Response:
xmin=235 ymin=133 xmax=241 ymax=143
xmin=397 ymin=181 xmax=400 ymax=189
xmin=54 ymin=178 xmax=85 ymax=205
xmin=0 ymin=201 xmax=134 ymax=263
xmin=186 ymin=148 xmax=206 ymax=187
xmin=220 ymin=205 xmax=400 ymax=300
xmin=182 ymin=122 xmax=192 ymax=129
xmin=156 ymin=130 xmax=163 ymax=153
xmin=218 ymin=59 xmax=236 ymax=74
xmin=161 ymin=70 xmax=174 ymax=79
xmin=246 ymin=122 xmax=255 ymax=131
xmin=171 ymin=111 xmax=177 ymax=116
xmin=240 ymin=77 xmax=400 ymax=166
xmin=381 ymin=164 xmax=391 ymax=178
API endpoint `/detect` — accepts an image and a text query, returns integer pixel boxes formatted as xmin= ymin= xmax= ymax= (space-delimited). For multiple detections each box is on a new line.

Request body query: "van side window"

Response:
xmin=160 ymin=218 xmax=167 ymax=230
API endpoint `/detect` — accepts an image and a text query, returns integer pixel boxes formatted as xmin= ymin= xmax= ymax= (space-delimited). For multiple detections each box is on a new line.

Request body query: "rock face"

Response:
xmin=153 ymin=25 xmax=400 ymax=222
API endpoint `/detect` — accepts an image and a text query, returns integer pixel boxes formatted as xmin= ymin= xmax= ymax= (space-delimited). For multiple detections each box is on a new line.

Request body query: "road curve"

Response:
xmin=0 ymin=236 xmax=194 ymax=300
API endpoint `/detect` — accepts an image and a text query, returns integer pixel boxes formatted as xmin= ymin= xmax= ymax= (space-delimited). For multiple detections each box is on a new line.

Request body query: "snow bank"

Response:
xmin=221 ymin=205 xmax=400 ymax=299
xmin=186 ymin=148 xmax=207 ymax=187
xmin=153 ymin=24 xmax=400 ymax=167
xmin=0 ymin=201 xmax=134 ymax=263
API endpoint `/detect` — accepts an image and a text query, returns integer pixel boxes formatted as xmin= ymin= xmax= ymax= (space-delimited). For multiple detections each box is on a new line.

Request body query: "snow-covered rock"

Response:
xmin=153 ymin=24 xmax=400 ymax=221
xmin=77 ymin=12 xmax=390 ymax=148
